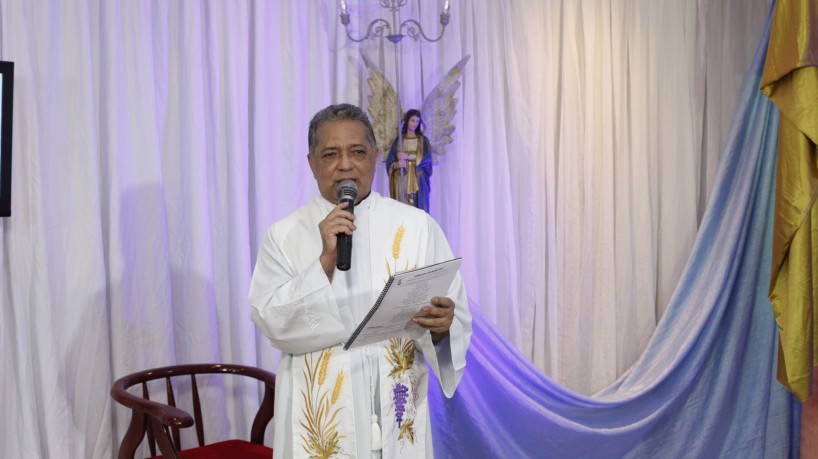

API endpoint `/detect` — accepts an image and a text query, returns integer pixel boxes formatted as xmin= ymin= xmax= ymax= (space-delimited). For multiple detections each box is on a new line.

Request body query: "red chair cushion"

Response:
xmin=147 ymin=439 xmax=273 ymax=459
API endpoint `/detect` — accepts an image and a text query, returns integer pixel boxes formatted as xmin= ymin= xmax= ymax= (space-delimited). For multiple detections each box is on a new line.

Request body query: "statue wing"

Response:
xmin=362 ymin=54 xmax=403 ymax=162
xmin=420 ymin=55 xmax=470 ymax=163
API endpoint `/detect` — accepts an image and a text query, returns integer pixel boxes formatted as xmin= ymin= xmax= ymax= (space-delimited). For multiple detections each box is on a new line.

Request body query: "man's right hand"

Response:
xmin=318 ymin=201 xmax=356 ymax=280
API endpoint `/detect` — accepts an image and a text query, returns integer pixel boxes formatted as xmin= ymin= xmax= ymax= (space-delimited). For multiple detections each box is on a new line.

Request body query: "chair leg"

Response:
xmin=117 ymin=412 xmax=148 ymax=459
xmin=149 ymin=419 xmax=180 ymax=459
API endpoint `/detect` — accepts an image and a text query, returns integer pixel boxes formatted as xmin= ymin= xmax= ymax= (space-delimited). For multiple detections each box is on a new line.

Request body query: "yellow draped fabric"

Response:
xmin=389 ymin=137 xmax=424 ymax=206
xmin=761 ymin=0 xmax=818 ymax=401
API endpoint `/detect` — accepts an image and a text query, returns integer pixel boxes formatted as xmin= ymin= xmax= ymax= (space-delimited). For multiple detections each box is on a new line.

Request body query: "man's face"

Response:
xmin=308 ymin=119 xmax=377 ymax=204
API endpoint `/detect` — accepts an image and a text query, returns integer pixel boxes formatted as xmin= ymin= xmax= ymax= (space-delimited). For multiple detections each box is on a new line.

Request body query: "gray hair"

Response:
xmin=308 ymin=103 xmax=377 ymax=156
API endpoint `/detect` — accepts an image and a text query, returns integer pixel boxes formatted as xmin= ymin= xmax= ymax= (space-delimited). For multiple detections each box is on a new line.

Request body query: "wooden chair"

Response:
xmin=110 ymin=363 xmax=275 ymax=459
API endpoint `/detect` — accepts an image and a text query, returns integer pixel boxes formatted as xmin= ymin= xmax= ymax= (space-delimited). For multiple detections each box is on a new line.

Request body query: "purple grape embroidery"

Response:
xmin=393 ymin=383 xmax=409 ymax=427
xmin=386 ymin=338 xmax=417 ymax=443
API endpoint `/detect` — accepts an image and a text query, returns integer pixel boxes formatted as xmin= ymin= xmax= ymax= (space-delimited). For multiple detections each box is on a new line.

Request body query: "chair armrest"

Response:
xmin=110 ymin=364 xmax=275 ymax=428
xmin=205 ymin=364 xmax=277 ymax=386
xmin=110 ymin=380 xmax=194 ymax=428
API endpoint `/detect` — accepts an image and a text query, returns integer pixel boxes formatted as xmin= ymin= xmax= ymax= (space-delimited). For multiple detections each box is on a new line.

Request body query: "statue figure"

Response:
xmin=363 ymin=54 xmax=470 ymax=212
xmin=386 ymin=109 xmax=433 ymax=211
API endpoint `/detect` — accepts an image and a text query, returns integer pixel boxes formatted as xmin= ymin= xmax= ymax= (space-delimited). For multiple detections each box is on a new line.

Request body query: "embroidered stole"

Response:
xmin=292 ymin=207 xmax=430 ymax=458
xmin=379 ymin=337 xmax=429 ymax=458
xmin=292 ymin=347 xmax=355 ymax=458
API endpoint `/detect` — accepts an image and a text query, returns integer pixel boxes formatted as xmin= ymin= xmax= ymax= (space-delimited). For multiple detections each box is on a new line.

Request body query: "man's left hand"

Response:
xmin=413 ymin=296 xmax=455 ymax=344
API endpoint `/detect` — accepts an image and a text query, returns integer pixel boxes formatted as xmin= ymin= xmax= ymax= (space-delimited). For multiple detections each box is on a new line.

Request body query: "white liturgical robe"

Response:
xmin=249 ymin=192 xmax=472 ymax=459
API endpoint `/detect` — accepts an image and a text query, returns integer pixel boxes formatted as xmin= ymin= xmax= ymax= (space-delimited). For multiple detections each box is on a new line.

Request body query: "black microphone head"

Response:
xmin=336 ymin=180 xmax=358 ymax=204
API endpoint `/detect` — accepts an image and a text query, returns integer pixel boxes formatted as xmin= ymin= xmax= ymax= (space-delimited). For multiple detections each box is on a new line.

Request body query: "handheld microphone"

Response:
xmin=335 ymin=180 xmax=358 ymax=271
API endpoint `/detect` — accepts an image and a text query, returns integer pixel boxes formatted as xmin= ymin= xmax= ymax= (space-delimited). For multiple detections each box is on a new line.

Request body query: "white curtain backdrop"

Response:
xmin=0 ymin=1 xmax=772 ymax=457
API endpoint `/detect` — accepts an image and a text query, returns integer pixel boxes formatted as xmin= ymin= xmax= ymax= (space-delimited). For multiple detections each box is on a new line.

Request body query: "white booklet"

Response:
xmin=343 ymin=258 xmax=463 ymax=350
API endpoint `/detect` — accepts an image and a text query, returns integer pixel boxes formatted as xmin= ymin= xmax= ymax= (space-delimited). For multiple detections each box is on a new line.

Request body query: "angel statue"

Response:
xmin=363 ymin=54 xmax=470 ymax=213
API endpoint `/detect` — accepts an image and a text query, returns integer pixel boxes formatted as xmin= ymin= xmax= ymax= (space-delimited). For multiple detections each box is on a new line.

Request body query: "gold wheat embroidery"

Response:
xmin=387 ymin=224 xmax=415 ymax=277
xmin=392 ymin=224 xmax=405 ymax=260
xmin=331 ymin=371 xmax=344 ymax=404
xmin=298 ymin=348 xmax=346 ymax=458
xmin=318 ymin=347 xmax=331 ymax=386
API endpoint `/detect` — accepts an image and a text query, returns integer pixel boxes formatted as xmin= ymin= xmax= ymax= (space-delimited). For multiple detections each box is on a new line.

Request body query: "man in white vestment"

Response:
xmin=249 ymin=104 xmax=472 ymax=459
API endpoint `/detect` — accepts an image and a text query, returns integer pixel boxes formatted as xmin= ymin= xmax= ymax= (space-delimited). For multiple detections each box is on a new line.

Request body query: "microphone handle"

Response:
xmin=336 ymin=198 xmax=355 ymax=271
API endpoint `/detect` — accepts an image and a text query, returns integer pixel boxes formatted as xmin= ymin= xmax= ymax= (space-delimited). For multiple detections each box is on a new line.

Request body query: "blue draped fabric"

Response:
xmin=429 ymin=7 xmax=801 ymax=458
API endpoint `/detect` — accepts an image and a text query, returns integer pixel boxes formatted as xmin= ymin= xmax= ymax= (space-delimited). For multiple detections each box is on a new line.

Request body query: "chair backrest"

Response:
xmin=110 ymin=363 xmax=275 ymax=459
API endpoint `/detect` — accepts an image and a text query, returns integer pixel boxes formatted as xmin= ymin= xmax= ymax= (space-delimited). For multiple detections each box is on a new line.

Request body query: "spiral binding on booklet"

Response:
xmin=343 ymin=276 xmax=396 ymax=350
